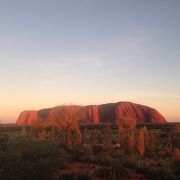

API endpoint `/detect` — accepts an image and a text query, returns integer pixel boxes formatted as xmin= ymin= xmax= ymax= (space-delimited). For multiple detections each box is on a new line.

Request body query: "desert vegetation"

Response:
xmin=0 ymin=112 xmax=179 ymax=179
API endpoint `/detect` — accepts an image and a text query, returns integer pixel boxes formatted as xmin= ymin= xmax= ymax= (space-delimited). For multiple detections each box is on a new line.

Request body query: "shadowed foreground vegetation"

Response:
xmin=0 ymin=115 xmax=179 ymax=179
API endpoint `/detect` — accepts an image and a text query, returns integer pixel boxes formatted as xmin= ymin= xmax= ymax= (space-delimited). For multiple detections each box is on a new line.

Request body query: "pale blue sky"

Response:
xmin=0 ymin=0 xmax=180 ymax=123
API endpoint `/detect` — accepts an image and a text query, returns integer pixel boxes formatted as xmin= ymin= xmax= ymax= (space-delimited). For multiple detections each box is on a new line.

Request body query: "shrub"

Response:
xmin=0 ymin=136 xmax=66 ymax=180
xmin=95 ymin=152 xmax=116 ymax=166
xmin=69 ymin=145 xmax=93 ymax=163
xmin=95 ymin=167 xmax=111 ymax=178
xmin=95 ymin=162 xmax=129 ymax=180
xmin=92 ymin=144 xmax=104 ymax=154
xmin=144 ymin=166 xmax=173 ymax=180
xmin=122 ymin=154 xmax=141 ymax=170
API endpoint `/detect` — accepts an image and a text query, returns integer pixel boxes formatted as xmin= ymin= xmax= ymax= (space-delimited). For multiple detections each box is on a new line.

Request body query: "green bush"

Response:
xmin=95 ymin=152 xmax=116 ymax=166
xmin=95 ymin=162 xmax=129 ymax=180
xmin=94 ymin=152 xmax=129 ymax=179
xmin=0 ymin=136 xmax=66 ymax=180
xmin=144 ymin=167 xmax=174 ymax=180
xmin=95 ymin=167 xmax=111 ymax=178
xmin=92 ymin=144 xmax=104 ymax=154
xmin=121 ymin=154 xmax=140 ymax=169
xmin=69 ymin=145 xmax=93 ymax=163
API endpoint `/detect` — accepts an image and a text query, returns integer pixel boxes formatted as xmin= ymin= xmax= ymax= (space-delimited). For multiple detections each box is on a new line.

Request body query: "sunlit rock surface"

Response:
xmin=16 ymin=102 xmax=166 ymax=125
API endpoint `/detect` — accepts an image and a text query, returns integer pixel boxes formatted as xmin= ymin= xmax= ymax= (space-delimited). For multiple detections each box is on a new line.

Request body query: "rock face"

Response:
xmin=16 ymin=102 xmax=166 ymax=125
xmin=17 ymin=110 xmax=38 ymax=125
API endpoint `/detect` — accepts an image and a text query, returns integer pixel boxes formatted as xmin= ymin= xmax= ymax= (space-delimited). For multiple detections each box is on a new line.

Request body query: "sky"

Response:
xmin=0 ymin=0 xmax=180 ymax=123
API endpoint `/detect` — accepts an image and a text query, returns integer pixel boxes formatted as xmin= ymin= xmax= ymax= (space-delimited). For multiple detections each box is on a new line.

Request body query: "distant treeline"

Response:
xmin=0 ymin=122 xmax=179 ymax=132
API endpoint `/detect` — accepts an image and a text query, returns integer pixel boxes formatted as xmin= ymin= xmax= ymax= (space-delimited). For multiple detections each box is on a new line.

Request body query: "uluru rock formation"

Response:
xmin=16 ymin=102 xmax=166 ymax=125
xmin=17 ymin=110 xmax=38 ymax=125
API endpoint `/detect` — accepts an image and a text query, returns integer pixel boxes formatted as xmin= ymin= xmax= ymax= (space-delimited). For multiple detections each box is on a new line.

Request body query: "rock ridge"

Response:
xmin=16 ymin=101 xmax=166 ymax=125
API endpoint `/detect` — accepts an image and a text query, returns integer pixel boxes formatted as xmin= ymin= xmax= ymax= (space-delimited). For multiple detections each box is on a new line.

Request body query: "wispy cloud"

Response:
xmin=119 ymin=37 xmax=146 ymax=64
xmin=78 ymin=57 xmax=102 ymax=68
xmin=32 ymin=56 xmax=103 ymax=70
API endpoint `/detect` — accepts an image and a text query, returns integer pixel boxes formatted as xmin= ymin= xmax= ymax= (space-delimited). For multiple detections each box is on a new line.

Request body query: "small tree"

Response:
xmin=116 ymin=116 xmax=136 ymax=133
xmin=39 ymin=129 xmax=47 ymax=141
xmin=127 ymin=130 xmax=136 ymax=152
xmin=145 ymin=130 xmax=160 ymax=157
xmin=101 ymin=124 xmax=113 ymax=151
xmin=116 ymin=116 xmax=136 ymax=151
xmin=136 ymin=127 xmax=147 ymax=156
xmin=21 ymin=126 xmax=28 ymax=136
xmin=54 ymin=105 xmax=84 ymax=145
xmin=90 ymin=129 xmax=99 ymax=145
